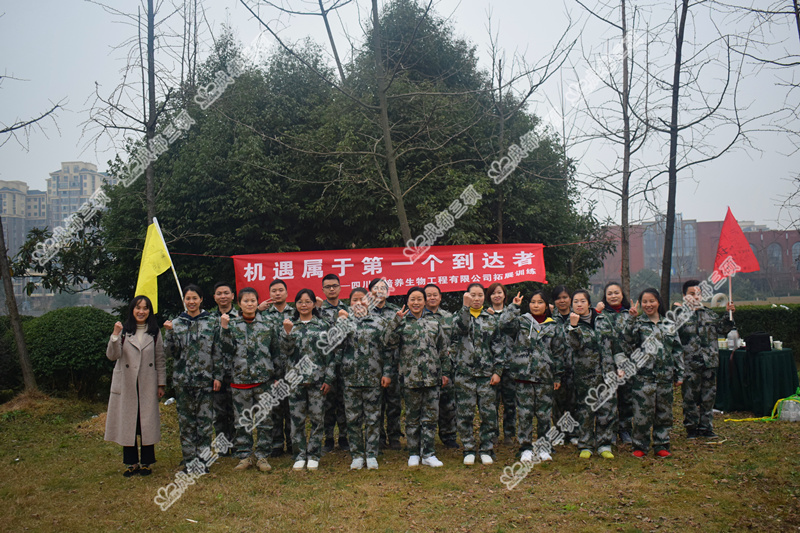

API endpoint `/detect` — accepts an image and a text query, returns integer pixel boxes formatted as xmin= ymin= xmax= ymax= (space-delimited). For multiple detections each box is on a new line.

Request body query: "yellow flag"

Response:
xmin=134 ymin=223 xmax=173 ymax=313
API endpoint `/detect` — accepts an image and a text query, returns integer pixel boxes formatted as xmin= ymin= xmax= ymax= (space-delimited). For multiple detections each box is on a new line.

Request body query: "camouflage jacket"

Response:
xmin=370 ymin=302 xmax=401 ymax=378
xmin=319 ymin=300 xmax=349 ymax=325
xmin=220 ymin=312 xmax=282 ymax=385
xmin=552 ymin=313 xmax=574 ymax=375
xmin=262 ymin=303 xmax=295 ymax=329
xmin=210 ymin=307 xmax=239 ymax=319
xmin=676 ymin=305 xmax=731 ymax=368
xmin=280 ymin=315 xmax=335 ymax=386
xmin=163 ymin=311 xmax=223 ymax=387
xmin=335 ymin=313 xmax=392 ymax=387
xmin=497 ymin=304 xmax=564 ymax=383
xmin=489 ymin=307 xmax=515 ymax=375
xmin=599 ymin=307 xmax=633 ymax=358
xmin=383 ymin=311 xmax=451 ymax=388
xmin=565 ymin=310 xmax=621 ymax=383
xmin=452 ymin=306 xmax=503 ymax=378
xmin=425 ymin=307 xmax=456 ymax=358
xmin=622 ymin=314 xmax=684 ymax=384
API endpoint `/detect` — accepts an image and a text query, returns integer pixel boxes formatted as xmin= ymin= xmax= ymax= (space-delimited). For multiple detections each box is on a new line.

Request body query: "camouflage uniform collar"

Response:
xmin=268 ymin=303 xmax=294 ymax=314
xmin=178 ymin=310 xmax=210 ymax=321
xmin=321 ymin=300 xmax=345 ymax=309
xmin=211 ymin=306 xmax=238 ymax=317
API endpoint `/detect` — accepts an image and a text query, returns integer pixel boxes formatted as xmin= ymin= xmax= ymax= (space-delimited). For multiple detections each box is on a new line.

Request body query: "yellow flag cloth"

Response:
xmin=134 ymin=223 xmax=172 ymax=313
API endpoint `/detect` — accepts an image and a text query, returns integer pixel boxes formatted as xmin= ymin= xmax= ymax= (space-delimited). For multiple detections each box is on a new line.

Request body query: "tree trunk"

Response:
xmin=620 ymin=0 xmax=631 ymax=297
xmin=145 ymin=0 xmax=157 ymax=223
xmin=0 ymin=215 xmax=37 ymax=391
xmin=496 ymin=61 xmax=505 ymax=244
xmin=661 ymin=0 xmax=689 ymax=302
xmin=371 ymin=0 xmax=412 ymax=243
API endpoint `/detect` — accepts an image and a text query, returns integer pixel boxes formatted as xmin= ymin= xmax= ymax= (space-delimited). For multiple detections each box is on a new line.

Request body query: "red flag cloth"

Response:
xmin=713 ymin=208 xmax=760 ymax=277
xmin=232 ymin=243 xmax=546 ymax=300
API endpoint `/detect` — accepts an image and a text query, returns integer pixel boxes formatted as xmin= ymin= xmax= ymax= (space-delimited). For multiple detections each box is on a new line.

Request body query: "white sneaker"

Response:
xmin=408 ymin=455 xmax=420 ymax=467
xmin=350 ymin=457 xmax=365 ymax=470
xmin=480 ymin=454 xmax=494 ymax=465
xmin=463 ymin=454 xmax=475 ymax=465
xmin=306 ymin=459 xmax=319 ymax=470
xmin=292 ymin=460 xmax=306 ymax=470
xmin=520 ymin=450 xmax=534 ymax=463
xmin=366 ymin=457 xmax=379 ymax=470
xmin=539 ymin=451 xmax=553 ymax=462
xmin=421 ymin=456 xmax=443 ymax=467
xmin=570 ymin=437 xmax=579 ymax=446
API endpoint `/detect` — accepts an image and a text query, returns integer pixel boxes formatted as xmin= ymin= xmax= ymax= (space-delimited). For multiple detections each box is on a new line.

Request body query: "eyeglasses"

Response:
xmin=322 ymin=284 xmax=340 ymax=290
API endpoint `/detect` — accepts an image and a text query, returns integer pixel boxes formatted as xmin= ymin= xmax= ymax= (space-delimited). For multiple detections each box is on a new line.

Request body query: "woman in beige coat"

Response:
xmin=105 ymin=295 xmax=166 ymax=476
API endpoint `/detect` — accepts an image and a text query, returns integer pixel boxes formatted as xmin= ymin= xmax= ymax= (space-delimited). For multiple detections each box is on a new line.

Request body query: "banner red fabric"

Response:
xmin=232 ymin=244 xmax=546 ymax=300
xmin=714 ymin=207 xmax=760 ymax=274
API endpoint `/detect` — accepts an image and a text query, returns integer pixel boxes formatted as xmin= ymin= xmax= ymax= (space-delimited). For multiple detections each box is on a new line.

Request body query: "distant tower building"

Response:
xmin=46 ymin=161 xmax=117 ymax=230
xmin=0 ymin=180 xmax=29 ymax=258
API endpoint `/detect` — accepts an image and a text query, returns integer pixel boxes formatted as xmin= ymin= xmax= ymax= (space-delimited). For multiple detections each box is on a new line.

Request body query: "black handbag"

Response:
xmin=744 ymin=332 xmax=771 ymax=355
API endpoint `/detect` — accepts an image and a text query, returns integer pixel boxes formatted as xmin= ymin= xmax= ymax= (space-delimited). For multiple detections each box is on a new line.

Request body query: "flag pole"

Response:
xmin=152 ymin=217 xmax=185 ymax=308
xmin=728 ymin=274 xmax=733 ymax=321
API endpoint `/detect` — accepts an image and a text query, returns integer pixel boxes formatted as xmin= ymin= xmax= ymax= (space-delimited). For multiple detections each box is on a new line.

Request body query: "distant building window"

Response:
xmin=767 ymin=243 xmax=783 ymax=271
xmin=793 ymin=242 xmax=800 ymax=272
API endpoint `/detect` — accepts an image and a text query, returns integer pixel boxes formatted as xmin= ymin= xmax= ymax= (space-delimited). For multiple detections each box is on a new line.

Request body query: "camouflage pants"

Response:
xmin=213 ymin=383 xmax=235 ymax=447
xmin=574 ymin=377 xmax=617 ymax=452
xmin=515 ymin=381 xmax=553 ymax=451
xmin=231 ymin=384 xmax=273 ymax=459
xmin=404 ymin=385 xmax=439 ymax=459
xmin=344 ymin=386 xmax=382 ymax=459
xmin=289 ymin=384 xmax=326 ymax=462
xmin=553 ymin=372 xmax=577 ymax=439
xmin=682 ymin=364 xmax=716 ymax=432
xmin=631 ymin=378 xmax=673 ymax=453
xmin=324 ymin=375 xmax=347 ymax=440
xmin=380 ymin=376 xmax=403 ymax=442
xmin=272 ymin=397 xmax=291 ymax=452
xmin=438 ymin=379 xmax=458 ymax=442
xmin=497 ymin=372 xmax=517 ymax=439
xmin=617 ymin=381 xmax=633 ymax=435
xmin=455 ymin=375 xmax=497 ymax=454
xmin=175 ymin=386 xmax=213 ymax=464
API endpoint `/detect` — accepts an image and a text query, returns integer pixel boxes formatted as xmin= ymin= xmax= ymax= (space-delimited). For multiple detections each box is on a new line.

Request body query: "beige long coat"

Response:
xmin=104 ymin=331 xmax=166 ymax=446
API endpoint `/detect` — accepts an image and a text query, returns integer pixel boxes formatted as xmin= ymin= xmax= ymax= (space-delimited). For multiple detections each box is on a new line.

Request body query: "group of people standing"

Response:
xmin=103 ymin=274 xmax=734 ymax=476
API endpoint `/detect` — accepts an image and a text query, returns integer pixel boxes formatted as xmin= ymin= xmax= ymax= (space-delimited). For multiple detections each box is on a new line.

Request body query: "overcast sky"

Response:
xmin=1 ymin=0 xmax=797 ymax=230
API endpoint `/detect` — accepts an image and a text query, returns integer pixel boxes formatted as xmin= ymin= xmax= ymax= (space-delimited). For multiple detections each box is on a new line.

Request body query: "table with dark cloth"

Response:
xmin=715 ymin=348 xmax=799 ymax=416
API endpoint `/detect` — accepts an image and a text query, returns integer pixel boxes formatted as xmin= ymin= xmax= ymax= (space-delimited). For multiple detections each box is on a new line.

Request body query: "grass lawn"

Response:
xmin=1 ymin=391 xmax=799 ymax=533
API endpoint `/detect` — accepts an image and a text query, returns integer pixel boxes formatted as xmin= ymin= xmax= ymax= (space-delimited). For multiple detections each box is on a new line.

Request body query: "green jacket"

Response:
xmin=336 ymin=313 xmax=392 ymax=387
xmin=497 ymin=304 xmax=564 ymax=384
xmin=565 ymin=310 xmax=621 ymax=384
xmin=383 ymin=311 xmax=451 ymax=388
xmin=452 ymin=306 xmax=503 ymax=378
xmin=280 ymin=315 xmax=335 ymax=386
xmin=163 ymin=311 xmax=223 ymax=387
xmin=220 ymin=312 xmax=282 ymax=385
xmin=676 ymin=305 xmax=731 ymax=368
xmin=623 ymin=314 xmax=685 ymax=384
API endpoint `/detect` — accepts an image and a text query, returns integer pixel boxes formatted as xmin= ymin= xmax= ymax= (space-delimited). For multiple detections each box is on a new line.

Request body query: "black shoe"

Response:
xmin=123 ymin=464 xmax=140 ymax=477
xmin=322 ymin=438 xmax=335 ymax=453
xmin=388 ymin=439 xmax=402 ymax=450
xmin=338 ymin=437 xmax=350 ymax=451
xmin=619 ymin=431 xmax=632 ymax=444
xmin=442 ymin=439 xmax=460 ymax=449
xmin=700 ymin=429 xmax=719 ymax=438
xmin=270 ymin=448 xmax=285 ymax=458
xmin=139 ymin=464 xmax=152 ymax=476
xmin=686 ymin=429 xmax=698 ymax=440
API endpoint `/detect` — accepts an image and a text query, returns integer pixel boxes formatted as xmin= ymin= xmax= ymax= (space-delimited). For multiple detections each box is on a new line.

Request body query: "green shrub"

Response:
xmin=22 ymin=307 xmax=118 ymax=397
xmin=0 ymin=315 xmax=35 ymax=394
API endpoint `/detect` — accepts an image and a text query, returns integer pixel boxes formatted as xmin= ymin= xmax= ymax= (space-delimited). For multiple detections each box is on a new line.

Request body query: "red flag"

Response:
xmin=713 ymin=208 xmax=760 ymax=277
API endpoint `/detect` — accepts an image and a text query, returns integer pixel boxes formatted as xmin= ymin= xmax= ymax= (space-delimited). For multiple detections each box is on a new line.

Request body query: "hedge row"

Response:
xmin=713 ymin=304 xmax=800 ymax=361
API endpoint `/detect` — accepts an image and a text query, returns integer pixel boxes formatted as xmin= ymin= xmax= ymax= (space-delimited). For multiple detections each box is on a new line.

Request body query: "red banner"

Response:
xmin=232 ymin=244 xmax=546 ymax=300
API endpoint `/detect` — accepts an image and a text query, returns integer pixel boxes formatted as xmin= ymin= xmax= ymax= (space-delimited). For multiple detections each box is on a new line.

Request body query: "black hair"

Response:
xmin=601 ymin=282 xmax=631 ymax=310
xmin=322 ymin=273 xmax=340 ymax=283
xmin=349 ymin=287 xmax=369 ymax=298
xmin=466 ymin=282 xmax=485 ymax=292
xmin=406 ymin=286 xmax=426 ymax=303
xmin=423 ymin=283 xmax=441 ymax=295
xmin=638 ymin=288 xmax=667 ymax=317
xmin=269 ymin=279 xmax=288 ymax=289
xmin=528 ymin=290 xmax=552 ymax=318
xmin=213 ymin=281 xmax=235 ymax=293
xmin=551 ymin=285 xmax=571 ymax=301
xmin=572 ymin=289 xmax=592 ymax=306
xmin=487 ymin=282 xmax=507 ymax=305
xmin=184 ymin=284 xmax=203 ymax=300
xmin=368 ymin=278 xmax=388 ymax=291
xmin=682 ymin=279 xmax=701 ymax=295
xmin=237 ymin=287 xmax=259 ymax=302
xmin=292 ymin=288 xmax=321 ymax=320
xmin=122 ymin=295 xmax=160 ymax=336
